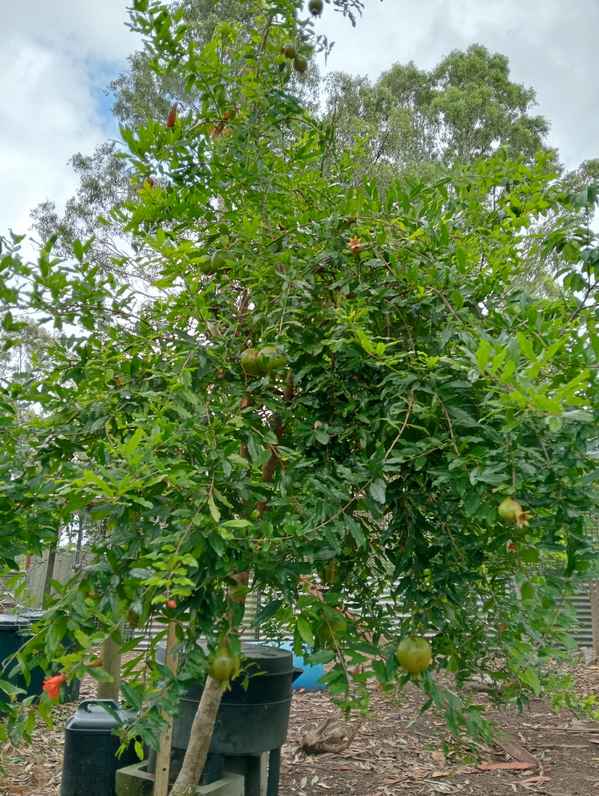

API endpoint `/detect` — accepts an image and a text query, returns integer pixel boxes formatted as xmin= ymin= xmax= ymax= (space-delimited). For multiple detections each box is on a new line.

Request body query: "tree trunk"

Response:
xmin=41 ymin=544 xmax=57 ymax=608
xmin=97 ymin=634 xmax=121 ymax=701
xmin=170 ymin=675 xmax=224 ymax=796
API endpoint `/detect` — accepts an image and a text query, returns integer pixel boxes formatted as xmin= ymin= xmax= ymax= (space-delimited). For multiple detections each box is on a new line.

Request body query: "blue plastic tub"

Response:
xmin=275 ymin=641 xmax=326 ymax=691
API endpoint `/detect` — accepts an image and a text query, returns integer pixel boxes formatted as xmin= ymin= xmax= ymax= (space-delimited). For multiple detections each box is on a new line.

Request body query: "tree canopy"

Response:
xmin=325 ymin=44 xmax=552 ymax=182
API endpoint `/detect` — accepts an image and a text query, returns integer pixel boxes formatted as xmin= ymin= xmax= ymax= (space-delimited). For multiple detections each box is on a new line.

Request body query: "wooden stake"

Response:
xmin=41 ymin=543 xmax=57 ymax=608
xmin=154 ymin=621 xmax=178 ymax=796
xmin=97 ymin=634 xmax=122 ymax=701
xmin=591 ymin=581 xmax=599 ymax=662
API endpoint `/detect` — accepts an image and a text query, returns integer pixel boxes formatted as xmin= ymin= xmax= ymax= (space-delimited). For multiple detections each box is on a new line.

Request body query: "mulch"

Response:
xmin=280 ymin=661 xmax=599 ymax=795
xmin=2 ymin=661 xmax=599 ymax=795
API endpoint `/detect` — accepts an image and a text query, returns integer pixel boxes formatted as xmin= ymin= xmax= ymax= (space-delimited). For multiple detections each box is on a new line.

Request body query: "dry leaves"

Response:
xmin=3 ymin=657 xmax=599 ymax=795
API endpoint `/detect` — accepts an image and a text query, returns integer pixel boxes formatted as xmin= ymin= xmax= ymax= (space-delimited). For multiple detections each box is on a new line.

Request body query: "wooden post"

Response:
xmin=41 ymin=543 xmax=57 ymax=608
xmin=591 ymin=581 xmax=599 ymax=663
xmin=97 ymin=635 xmax=122 ymax=701
xmin=74 ymin=517 xmax=84 ymax=571
xmin=154 ymin=622 xmax=178 ymax=796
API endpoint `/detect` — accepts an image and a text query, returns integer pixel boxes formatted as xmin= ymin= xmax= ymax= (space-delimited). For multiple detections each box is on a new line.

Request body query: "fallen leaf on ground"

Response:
xmin=520 ymin=775 xmax=551 ymax=785
xmin=478 ymin=761 xmax=536 ymax=771
xmin=424 ymin=781 xmax=463 ymax=793
xmin=431 ymin=750 xmax=446 ymax=767
xmin=496 ymin=732 xmax=538 ymax=765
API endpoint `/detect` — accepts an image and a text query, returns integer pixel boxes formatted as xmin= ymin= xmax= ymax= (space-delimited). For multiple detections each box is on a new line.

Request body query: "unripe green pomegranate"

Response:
xmin=498 ymin=497 xmax=530 ymax=527
xmin=209 ymin=651 xmax=240 ymax=682
xmin=395 ymin=636 xmax=432 ymax=674
xmin=210 ymin=250 xmax=230 ymax=270
xmin=258 ymin=346 xmax=287 ymax=374
xmin=294 ymin=56 xmax=308 ymax=74
xmin=240 ymin=348 xmax=263 ymax=376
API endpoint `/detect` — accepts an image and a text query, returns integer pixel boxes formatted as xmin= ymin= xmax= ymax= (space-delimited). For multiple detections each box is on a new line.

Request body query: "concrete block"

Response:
xmin=115 ymin=760 xmax=244 ymax=796
xmin=196 ymin=774 xmax=244 ymax=795
xmin=115 ymin=761 xmax=153 ymax=796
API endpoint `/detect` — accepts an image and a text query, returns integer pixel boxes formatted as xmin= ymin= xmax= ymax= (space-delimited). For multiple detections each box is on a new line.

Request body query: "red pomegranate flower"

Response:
xmin=348 ymin=236 xmax=364 ymax=254
xmin=43 ymin=673 xmax=66 ymax=701
xmin=166 ymin=103 xmax=178 ymax=129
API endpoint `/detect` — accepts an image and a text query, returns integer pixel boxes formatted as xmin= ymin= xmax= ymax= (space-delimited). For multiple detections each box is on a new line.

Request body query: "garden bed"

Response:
xmin=2 ymin=662 xmax=599 ymax=795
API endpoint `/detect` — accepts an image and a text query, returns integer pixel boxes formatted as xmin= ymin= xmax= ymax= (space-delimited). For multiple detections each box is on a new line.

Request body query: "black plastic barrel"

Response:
xmin=149 ymin=641 xmax=300 ymax=793
xmin=0 ymin=612 xmax=45 ymax=701
xmin=162 ymin=641 xmax=296 ymax=756
xmin=60 ymin=699 xmax=137 ymax=796
xmin=0 ymin=611 xmax=80 ymax=703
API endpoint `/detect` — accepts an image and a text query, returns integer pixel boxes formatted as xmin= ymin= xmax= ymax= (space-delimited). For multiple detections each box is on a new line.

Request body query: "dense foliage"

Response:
xmin=1 ymin=0 xmax=598 ymax=759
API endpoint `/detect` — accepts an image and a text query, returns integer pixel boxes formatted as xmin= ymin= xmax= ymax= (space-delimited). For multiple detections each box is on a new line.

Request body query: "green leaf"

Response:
xmin=372 ymin=659 xmax=387 ymax=684
xmin=134 ymin=740 xmax=145 ymax=761
xmin=519 ymin=667 xmax=541 ymax=695
xmin=296 ymin=617 xmax=314 ymax=646
xmin=228 ymin=454 xmax=250 ymax=468
xmin=519 ymin=547 xmax=540 ymax=563
xmin=448 ymin=406 xmax=479 ymax=428
xmin=121 ymin=682 xmax=143 ymax=711
xmin=256 ymin=599 xmax=283 ymax=624
xmin=208 ymin=492 xmax=221 ymax=524
xmin=475 ymin=338 xmax=492 ymax=370
xmin=72 ymin=240 xmax=85 ymax=263
xmin=307 ymin=649 xmax=335 ymax=665
xmin=0 ymin=678 xmax=25 ymax=699
xmin=546 ymin=416 xmax=563 ymax=433
xmin=517 ymin=333 xmax=535 ymax=361
xmin=47 ymin=616 xmax=67 ymax=655
xmin=520 ymin=582 xmax=535 ymax=601
xmin=348 ymin=519 xmax=366 ymax=548
xmin=369 ymin=478 xmax=386 ymax=504
xmin=73 ymin=629 xmax=91 ymax=649
xmin=121 ymin=427 xmax=145 ymax=460
xmin=314 ymin=428 xmax=330 ymax=445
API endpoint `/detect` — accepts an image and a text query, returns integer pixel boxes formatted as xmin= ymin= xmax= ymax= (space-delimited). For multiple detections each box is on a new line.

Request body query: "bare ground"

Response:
xmin=2 ymin=662 xmax=599 ymax=796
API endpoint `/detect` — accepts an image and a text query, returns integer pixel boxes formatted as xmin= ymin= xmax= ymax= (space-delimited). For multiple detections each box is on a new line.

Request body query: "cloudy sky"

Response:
xmin=2 ymin=0 xmax=597 ymax=239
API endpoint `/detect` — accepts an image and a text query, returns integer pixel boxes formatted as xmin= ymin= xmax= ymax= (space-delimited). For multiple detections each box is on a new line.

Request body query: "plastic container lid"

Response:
xmin=0 ymin=613 xmax=34 ymax=631
xmin=157 ymin=639 xmax=293 ymax=676
xmin=20 ymin=609 xmax=45 ymax=621
xmin=65 ymin=700 xmax=134 ymax=734
xmin=240 ymin=642 xmax=293 ymax=676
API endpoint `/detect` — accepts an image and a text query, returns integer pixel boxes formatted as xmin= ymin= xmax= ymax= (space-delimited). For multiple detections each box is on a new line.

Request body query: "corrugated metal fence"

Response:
xmin=126 ymin=590 xmax=261 ymax=650
xmin=5 ymin=551 xmax=598 ymax=653
xmin=564 ymin=582 xmax=595 ymax=648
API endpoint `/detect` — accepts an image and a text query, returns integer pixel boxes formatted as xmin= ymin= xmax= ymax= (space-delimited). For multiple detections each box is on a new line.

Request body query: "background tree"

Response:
xmin=30 ymin=0 xmax=321 ymax=275
xmin=324 ymin=44 xmax=552 ymax=182
xmin=31 ymin=12 xmax=555 ymax=277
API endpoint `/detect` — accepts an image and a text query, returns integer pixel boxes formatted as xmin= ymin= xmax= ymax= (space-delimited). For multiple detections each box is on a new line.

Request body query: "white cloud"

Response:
xmin=7 ymin=0 xmax=134 ymax=63
xmin=0 ymin=1 xmax=134 ymax=237
xmin=318 ymin=0 xmax=599 ymax=169
xmin=2 ymin=0 xmax=597 ymax=243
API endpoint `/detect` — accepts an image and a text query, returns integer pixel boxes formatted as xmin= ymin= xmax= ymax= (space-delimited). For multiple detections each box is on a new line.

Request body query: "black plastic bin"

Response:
xmin=0 ymin=612 xmax=45 ymax=701
xmin=60 ymin=699 xmax=137 ymax=796
xmin=0 ymin=611 xmax=80 ymax=703
xmin=149 ymin=641 xmax=301 ymax=795
xmin=173 ymin=642 xmax=297 ymax=756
